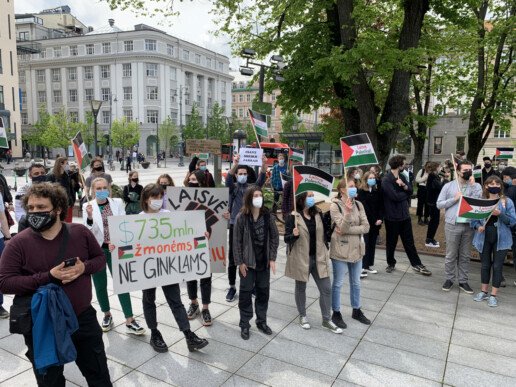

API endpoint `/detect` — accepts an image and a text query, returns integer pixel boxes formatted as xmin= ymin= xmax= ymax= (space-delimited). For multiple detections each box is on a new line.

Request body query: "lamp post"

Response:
xmin=174 ymin=86 xmax=185 ymax=167
xmin=90 ymin=99 xmax=103 ymax=157
xmin=225 ymin=116 xmax=233 ymax=167
xmin=156 ymin=111 xmax=159 ymax=166
xmin=109 ymin=95 xmax=117 ymax=161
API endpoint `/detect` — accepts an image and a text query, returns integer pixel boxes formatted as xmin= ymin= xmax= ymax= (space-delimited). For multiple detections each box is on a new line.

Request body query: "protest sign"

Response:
xmin=108 ymin=211 xmax=210 ymax=294
xmin=239 ymin=147 xmax=263 ymax=166
xmin=186 ymin=139 xmax=221 ymax=155
xmin=167 ymin=187 xmax=229 ymax=273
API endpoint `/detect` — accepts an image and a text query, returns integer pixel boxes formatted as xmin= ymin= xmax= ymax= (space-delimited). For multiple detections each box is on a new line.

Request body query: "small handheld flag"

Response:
xmin=72 ymin=132 xmax=91 ymax=171
xmin=340 ymin=134 xmax=378 ymax=167
xmin=248 ymin=110 xmax=268 ymax=138
xmin=293 ymin=165 xmax=334 ymax=197
xmin=0 ymin=117 xmax=9 ymax=149
xmin=290 ymin=147 xmax=304 ymax=163
xmin=495 ymin=147 xmax=514 ymax=159
xmin=457 ymin=196 xmax=499 ymax=220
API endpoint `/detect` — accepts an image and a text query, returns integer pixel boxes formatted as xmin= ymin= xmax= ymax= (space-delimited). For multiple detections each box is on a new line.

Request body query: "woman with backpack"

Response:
xmin=330 ymin=178 xmax=371 ymax=329
xmin=233 ymin=186 xmax=279 ymax=340
xmin=284 ymin=191 xmax=342 ymax=333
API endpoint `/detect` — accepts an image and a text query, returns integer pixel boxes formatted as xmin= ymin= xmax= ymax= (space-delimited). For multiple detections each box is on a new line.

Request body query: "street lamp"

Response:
xmin=109 ymin=95 xmax=117 ymax=161
xmin=90 ymin=99 xmax=103 ymax=157
xmin=156 ymin=111 xmax=159 ymax=165
xmin=233 ymin=129 xmax=246 ymax=153
xmin=174 ymin=86 xmax=186 ymax=167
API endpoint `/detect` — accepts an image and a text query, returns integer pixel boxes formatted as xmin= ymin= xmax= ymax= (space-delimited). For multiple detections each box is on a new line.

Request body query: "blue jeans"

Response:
xmin=331 ymin=259 xmax=361 ymax=311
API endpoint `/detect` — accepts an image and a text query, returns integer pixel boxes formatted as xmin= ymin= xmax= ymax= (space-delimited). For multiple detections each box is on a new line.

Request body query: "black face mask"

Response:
xmin=487 ymin=186 xmax=501 ymax=194
xmin=160 ymin=184 xmax=168 ymax=191
xmin=189 ymin=182 xmax=199 ymax=187
xmin=32 ymin=175 xmax=47 ymax=183
xmin=93 ymin=166 xmax=103 ymax=172
xmin=26 ymin=211 xmax=57 ymax=232
xmin=131 ymin=178 xmax=139 ymax=183
xmin=462 ymin=171 xmax=472 ymax=180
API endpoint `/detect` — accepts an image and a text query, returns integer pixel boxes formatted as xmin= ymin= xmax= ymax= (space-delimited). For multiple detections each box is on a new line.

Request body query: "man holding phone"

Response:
xmin=0 ymin=183 xmax=111 ymax=386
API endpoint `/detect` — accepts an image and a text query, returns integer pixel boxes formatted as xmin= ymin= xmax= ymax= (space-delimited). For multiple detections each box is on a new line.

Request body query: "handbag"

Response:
xmin=9 ymin=224 xmax=70 ymax=334
xmin=5 ymin=208 xmax=14 ymax=227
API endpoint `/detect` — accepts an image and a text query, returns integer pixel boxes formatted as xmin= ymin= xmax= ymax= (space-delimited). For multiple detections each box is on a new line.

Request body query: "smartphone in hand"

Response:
xmin=64 ymin=257 xmax=77 ymax=268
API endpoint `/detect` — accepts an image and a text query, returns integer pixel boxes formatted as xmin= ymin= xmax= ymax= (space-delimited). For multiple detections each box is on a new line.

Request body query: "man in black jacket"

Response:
xmin=382 ymin=155 xmax=431 ymax=275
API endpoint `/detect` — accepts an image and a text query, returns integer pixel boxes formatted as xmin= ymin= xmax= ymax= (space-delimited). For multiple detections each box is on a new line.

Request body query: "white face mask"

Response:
xmin=149 ymin=200 xmax=163 ymax=211
xmin=252 ymin=197 xmax=263 ymax=209
xmin=354 ymin=173 xmax=361 ymax=180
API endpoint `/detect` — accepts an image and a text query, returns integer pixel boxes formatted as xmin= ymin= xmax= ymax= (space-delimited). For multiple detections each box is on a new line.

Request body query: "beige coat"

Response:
xmin=329 ymin=198 xmax=370 ymax=262
xmin=285 ymin=211 xmax=330 ymax=282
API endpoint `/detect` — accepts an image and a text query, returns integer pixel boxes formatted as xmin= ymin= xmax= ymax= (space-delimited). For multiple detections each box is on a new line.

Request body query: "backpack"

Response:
xmin=322 ymin=201 xmax=360 ymax=243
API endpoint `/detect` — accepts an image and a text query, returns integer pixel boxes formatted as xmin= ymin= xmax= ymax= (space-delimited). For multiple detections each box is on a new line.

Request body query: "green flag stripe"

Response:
xmin=460 ymin=212 xmax=493 ymax=220
xmin=0 ymin=137 xmax=8 ymax=148
xmin=295 ymin=182 xmax=331 ymax=197
xmin=255 ymin=126 xmax=268 ymax=137
xmin=344 ymin=153 xmax=377 ymax=167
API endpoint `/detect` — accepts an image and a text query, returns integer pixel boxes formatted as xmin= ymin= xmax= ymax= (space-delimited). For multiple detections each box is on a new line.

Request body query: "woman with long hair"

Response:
xmin=138 ymin=184 xmax=209 ymax=352
xmin=330 ymin=178 xmax=371 ymax=329
xmin=233 ymin=186 xmax=279 ymax=340
xmin=85 ymin=177 xmax=144 ymax=335
xmin=85 ymin=157 xmax=113 ymax=190
xmin=471 ymin=176 xmax=516 ymax=307
xmin=157 ymin=173 xmax=175 ymax=209
xmin=48 ymin=157 xmax=75 ymax=222
xmin=357 ymin=171 xmax=383 ymax=278
xmin=184 ymin=170 xmax=214 ymax=326
xmin=123 ymin=171 xmax=143 ymax=214
xmin=284 ymin=192 xmax=341 ymax=333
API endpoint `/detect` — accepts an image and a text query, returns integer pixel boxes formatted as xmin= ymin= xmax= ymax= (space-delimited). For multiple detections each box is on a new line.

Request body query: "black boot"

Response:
xmin=352 ymin=308 xmax=371 ymax=325
xmin=423 ymin=217 xmax=429 ymax=225
xmin=331 ymin=311 xmax=347 ymax=329
xmin=150 ymin=329 xmax=168 ymax=353
xmin=184 ymin=330 xmax=209 ymax=352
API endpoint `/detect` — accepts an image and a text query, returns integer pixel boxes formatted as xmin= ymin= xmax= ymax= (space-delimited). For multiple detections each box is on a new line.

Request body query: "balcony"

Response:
xmin=16 ymin=40 xmax=42 ymax=54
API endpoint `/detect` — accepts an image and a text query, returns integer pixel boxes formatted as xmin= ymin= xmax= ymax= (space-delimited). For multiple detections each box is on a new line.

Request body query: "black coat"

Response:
xmin=426 ymin=173 xmax=444 ymax=206
xmin=357 ymin=187 xmax=384 ymax=227
xmin=381 ymin=171 xmax=412 ymax=221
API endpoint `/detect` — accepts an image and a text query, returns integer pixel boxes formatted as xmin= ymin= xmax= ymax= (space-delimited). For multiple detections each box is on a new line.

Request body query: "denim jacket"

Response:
xmin=471 ymin=198 xmax=516 ymax=252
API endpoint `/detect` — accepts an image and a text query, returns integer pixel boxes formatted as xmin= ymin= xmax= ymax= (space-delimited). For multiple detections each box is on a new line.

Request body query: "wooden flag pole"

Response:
xmin=71 ymin=139 xmax=92 ymax=202
xmin=482 ymin=198 xmax=500 ymax=227
xmin=292 ymin=165 xmax=298 ymax=228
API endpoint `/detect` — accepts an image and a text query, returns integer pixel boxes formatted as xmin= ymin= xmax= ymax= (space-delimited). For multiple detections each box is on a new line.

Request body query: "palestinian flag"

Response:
xmin=457 ymin=196 xmax=499 ymax=220
xmin=194 ymin=236 xmax=207 ymax=249
xmin=0 ymin=117 xmax=9 ymax=148
xmin=118 ymin=245 xmax=134 ymax=259
xmin=473 ymin=168 xmax=482 ymax=179
xmin=72 ymin=131 xmax=91 ymax=170
xmin=293 ymin=165 xmax=334 ymax=197
xmin=281 ymin=172 xmax=292 ymax=188
xmin=495 ymin=147 xmax=514 ymax=159
xmin=340 ymin=134 xmax=378 ymax=167
xmin=290 ymin=147 xmax=304 ymax=163
xmin=249 ymin=109 xmax=268 ymax=137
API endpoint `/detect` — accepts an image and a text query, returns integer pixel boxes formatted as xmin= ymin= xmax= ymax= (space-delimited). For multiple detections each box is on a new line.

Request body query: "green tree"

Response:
xmin=40 ymin=108 xmax=78 ymax=150
xmin=182 ymin=103 xmax=205 ymax=140
xmin=111 ymin=118 xmax=140 ymax=163
xmin=158 ymin=117 xmax=179 ymax=167
xmin=207 ymin=102 xmax=229 ymax=142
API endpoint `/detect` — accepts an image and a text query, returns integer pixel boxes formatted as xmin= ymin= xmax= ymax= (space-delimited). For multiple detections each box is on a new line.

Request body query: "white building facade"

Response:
xmin=17 ymin=20 xmax=233 ymax=157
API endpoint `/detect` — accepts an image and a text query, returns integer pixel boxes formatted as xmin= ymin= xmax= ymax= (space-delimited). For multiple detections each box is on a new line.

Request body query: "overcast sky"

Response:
xmin=15 ymin=0 xmax=240 ymax=68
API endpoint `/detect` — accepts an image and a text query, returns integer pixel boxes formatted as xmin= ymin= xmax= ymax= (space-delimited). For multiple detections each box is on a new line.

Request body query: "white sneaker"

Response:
xmin=364 ymin=267 xmax=378 ymax=274
xmin=322 ymin=320 xmax=343 ymax=334
xmin=360 ymin=269 xmax=368 ymax=279
xmin=299 ymin=316 xmax=310 ymax=329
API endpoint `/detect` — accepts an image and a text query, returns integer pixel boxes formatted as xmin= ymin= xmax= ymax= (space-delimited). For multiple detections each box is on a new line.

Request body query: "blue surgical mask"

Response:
xmin=96 ymin=190 xmax=109 ymax=201
xmin=367 ymin=178 xmax=376 ymax=187
xmin=347 ymin=187 xmax=358 ymax=198
xmin=305 ymin=197 xmax=315 ymax=208
xmin=278 ymin=159 xmax=285 ymax=166
xmin=199 ymin=166 xmax=207 ymax=171
xmin=505 ymin=179 xmax=513 ymax=186
xmin=237 ymin=175 xmax=247 ymax=184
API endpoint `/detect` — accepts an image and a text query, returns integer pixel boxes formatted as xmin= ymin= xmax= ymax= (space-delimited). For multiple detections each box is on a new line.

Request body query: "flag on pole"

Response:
xmin=473 ymin=167 xmax=482 ymax=180
xmin=72 ymin=132 xmax=91 ymax=170
xmin=248 ymin=109 xmax=268 ymax=137
xmin=293 ymin=165 xmax=334 ymax=197
xmin=340 ymin=134 xmax=378 ymax=167
xmin=0 ymin=117 xmax=9 ymax=149
xmin=495 ymin=147 xmax=514 ymax=159
xmin=280 ymin=172 xmax=292 ymax=188
xmin=290 ymin=147 xmax=304 ymax=163
xmin=457 ymin=196 xmax=499 ymax=220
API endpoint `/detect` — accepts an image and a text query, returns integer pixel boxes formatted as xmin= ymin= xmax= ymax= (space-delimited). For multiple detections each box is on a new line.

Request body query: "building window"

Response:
xmin=433 ymin=136 xmax=443 ymax=155
xmin=84 ymin=66 xmax=93 ymax=80
xmin=183 ymin=50 xmax=189 ymax=61
xmin=218 ymin=62 xmax=224 ymax=71
xmin=147 ymin=110 xmax=158 ymax=124
xmin=21 ymin=112 xmax=28 ymax=125
xmin=147 ymin=86 xmax=158 ymax=100
xmin=67 ymin=67 xmax=77 ymax=81
xmin=122 ymin=63 xmax=132 ymax=77
xmin=206 ymin=58 xmax=211 ymax=68
xmin=19 ymin=31 xmax=29 ymax=41
xmin=197 ymin=94 xmax=202 ymax=104
xmin=456 ymin=136 xmax=465 ymax=154
xmin=170 ymin=111 xmax=178 ymax=121
xmin=167 ymin=44 xmax=174 ymax=56
xmin=246 ymin=94 xmax=251 ymax=102
xmin=53 ymin=90 xmax=62 ymax=103
xmin=124 ymin=40 xmax=133 ymax=52
xmin=39 ymin=50 xmax=46 ymax=59
xmin=146 ymin=63 xmax=158 ymax=77
xmin=37 ymin=91 xmax=46 ymax=103
xmin=0 ymin=86 xmax=3 ymax=105
xmin=221 ymin=81 xmax=226 ymax=90
xmin=102 ymin=42 xmax=111 ymax=54
xmin=100 ymin=65 xmax=110 ymax=79
xmin=238 ymin=108 xmax=243 ymax=117
xmin=51 ymin=68 xmax=61 ymax=82
xmin=232 ymin=95 xmax=235 ymax=103
xmin=170 ymin=66 xmax=176 ymax=81
xmin=19 ymin=70 xmax=26 ymax=83
xmin=271 ymin=93 xmax=276 ymax=101
xmin=101 ymin=88 xmax=111 ymax=101
xmin=232 ymin=108 xmax=236 ymax=116
xmin=145 ymin=39 xmax=157 ymax=51
xmin=69 ymin=111 xmax=78 ymax=123
xmin=85 ymin=88 xmax=93 ymax=101
xmin=68 ymin=89 xmax=78 ymax=102
xmin=102 ymin=110 xmax=110 ymax=124
xmin=170 ymin=90 xmax=176 ymax=103
xmin=123 ymin=87 xmax=132 ymax=100
xmin=54 ymin=47 xmax=61 ymax=58
xmin=195 ymin=54 xmax=201 ymax=64
xmin=86 ymin=44 xmax=94 ymax=55
xmin=494 ymin=127 xmax=509 ymax=138
xmin=20 ymin=91 xmax=27 ymax=105
xmin=239 ymin=94 xmax=243 ymax=102
xmin=123 ymin=109 xmax=133 ymax=121
xmin=70 ymin=45 xmax=78 ymax=56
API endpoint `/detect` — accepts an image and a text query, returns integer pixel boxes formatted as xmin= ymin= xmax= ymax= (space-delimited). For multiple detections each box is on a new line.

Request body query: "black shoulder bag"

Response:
xmin=9 ymin=224 xmax=70 ymax=335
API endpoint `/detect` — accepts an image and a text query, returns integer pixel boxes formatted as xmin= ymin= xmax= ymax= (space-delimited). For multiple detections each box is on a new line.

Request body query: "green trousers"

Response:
xmin=92 ymin=247 xmax=134 ymax=318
